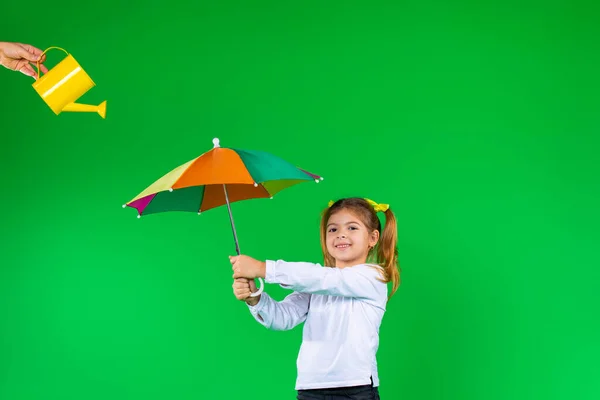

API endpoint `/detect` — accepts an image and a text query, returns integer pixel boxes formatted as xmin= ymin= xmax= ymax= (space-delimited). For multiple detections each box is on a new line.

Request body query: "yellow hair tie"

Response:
xmin=327 ymin=198 xmax=389 ymax=213
xmin=365 ymin=198 xmax=390 ymax=213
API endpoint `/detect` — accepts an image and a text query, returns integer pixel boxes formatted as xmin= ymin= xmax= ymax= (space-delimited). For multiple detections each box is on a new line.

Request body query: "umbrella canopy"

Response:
xmin=123 ymin=137 xmax=323 ymax=297
xmin=124 ymin=138 xmax=322 ymax=217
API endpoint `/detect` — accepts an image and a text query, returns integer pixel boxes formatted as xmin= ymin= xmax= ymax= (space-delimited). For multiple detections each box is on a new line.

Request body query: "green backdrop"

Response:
xmin=1 ymin=1 xmax=599 ymax=399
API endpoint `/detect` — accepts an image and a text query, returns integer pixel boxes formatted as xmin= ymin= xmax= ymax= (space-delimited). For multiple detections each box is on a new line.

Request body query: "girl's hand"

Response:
xmin=232 ymin=277 xmax=251 ymax=300
xmin=230 ymin=255 xmax=266 ymax=279
xmin=232 ymin=278 xmax=259 ymax=306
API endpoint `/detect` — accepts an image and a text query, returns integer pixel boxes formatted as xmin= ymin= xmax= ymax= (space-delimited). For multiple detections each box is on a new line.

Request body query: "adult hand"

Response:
xmin=0 ymin=42 xmax=48 ymax=79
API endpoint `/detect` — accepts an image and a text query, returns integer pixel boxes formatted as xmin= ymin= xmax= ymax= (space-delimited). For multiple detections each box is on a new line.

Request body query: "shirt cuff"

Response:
xmin=265 ymin=260 xmax=278 ymax=283
xmin=246 ymin=291 xmax=268 ymax=315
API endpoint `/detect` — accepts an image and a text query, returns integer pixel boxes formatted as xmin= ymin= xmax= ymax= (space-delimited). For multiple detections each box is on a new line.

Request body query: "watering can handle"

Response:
xmin=34 ymin=46 xmax=69 ymax=80
xmin=249 ymin=277 xmax=264 ymax=298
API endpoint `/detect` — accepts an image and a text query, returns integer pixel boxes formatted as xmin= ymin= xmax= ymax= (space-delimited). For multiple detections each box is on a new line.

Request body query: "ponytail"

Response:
xmin=376 ymin=208 xmax=400 ymax=300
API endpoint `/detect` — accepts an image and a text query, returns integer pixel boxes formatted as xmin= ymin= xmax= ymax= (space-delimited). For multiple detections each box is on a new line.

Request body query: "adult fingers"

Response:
xmin=36 ymin=62 xmax=48 ymax=74
xmin=17 ymin=43 xmax=45 ymax=61
xmin=19 ymin=64 xmax=36 ymax=78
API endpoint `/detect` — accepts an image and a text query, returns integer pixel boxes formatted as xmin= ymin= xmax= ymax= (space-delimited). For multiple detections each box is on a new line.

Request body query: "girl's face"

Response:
xmin=325 ymin=209 xmax=379 ymax=268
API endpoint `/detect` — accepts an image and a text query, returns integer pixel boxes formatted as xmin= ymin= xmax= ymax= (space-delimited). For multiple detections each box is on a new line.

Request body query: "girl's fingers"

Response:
xmin=235 ymin=290 xmax=251 ymax=299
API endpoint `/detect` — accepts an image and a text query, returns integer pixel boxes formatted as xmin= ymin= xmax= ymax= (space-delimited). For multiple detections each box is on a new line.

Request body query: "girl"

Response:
xmin=230 ymin=197 xmax=400 ymax=400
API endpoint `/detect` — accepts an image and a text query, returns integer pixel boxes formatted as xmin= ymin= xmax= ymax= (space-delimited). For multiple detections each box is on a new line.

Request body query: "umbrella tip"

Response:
xmin=137 ymin=214 xmax=141 ymax=219
xmin=212 ymin=138 xmax=220 ymax=148
xmin=122 ymin=204 xmax=126 ymax=208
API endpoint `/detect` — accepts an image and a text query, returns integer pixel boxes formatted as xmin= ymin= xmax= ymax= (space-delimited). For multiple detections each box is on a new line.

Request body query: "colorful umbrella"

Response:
xmin=123 ymin=137 xmax=323 ymax=296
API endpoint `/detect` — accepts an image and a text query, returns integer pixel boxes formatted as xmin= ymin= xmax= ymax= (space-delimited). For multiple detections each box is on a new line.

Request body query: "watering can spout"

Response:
xmin=62 ymin=101 xmax=107 ymax=119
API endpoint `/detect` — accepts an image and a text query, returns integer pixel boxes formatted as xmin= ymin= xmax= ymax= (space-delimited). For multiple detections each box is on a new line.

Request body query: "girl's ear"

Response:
xmin=369 ymin=230 xmax=380 ymax=248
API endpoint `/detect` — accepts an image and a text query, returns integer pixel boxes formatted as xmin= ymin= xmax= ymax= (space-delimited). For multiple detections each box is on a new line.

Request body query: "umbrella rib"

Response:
xmin=297 ymin=167 xmax=321 ymax=180
xmin=259 ymin=183 xmax=271 ymax=197
xmin=197 ymin=185 xmax=205 ymax=213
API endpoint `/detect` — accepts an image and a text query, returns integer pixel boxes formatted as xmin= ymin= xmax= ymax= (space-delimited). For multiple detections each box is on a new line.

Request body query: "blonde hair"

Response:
xmin=320 ymin=198 xmax=401 ymax=300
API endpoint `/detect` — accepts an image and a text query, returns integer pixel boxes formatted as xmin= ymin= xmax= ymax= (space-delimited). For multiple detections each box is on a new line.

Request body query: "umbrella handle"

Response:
xmin=223 ymin=183 xmax=264 ymax=298
xmin=249 ymin=277 xmax=264 ymax=297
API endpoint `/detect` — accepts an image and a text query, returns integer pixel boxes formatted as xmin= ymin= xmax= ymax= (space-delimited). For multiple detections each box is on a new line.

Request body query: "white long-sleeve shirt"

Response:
xmin=247 ymin=259 xmax=388 ymax=390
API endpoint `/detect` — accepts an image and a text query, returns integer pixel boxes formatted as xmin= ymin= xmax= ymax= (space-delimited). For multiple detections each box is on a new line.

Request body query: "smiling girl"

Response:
xmin=230 ymin=197 xmax=401 ymax=400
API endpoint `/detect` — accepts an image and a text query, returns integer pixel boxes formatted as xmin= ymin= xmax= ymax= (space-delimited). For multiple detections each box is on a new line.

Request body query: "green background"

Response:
xmin=1 ymin=1 xmax=599 ymax=399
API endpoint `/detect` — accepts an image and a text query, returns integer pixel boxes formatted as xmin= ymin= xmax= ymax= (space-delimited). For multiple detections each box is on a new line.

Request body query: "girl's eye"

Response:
xmin=349 ymin=226 xmax=358 ymax=230
xmin=328 ymin=228 xmax=337 ymax=233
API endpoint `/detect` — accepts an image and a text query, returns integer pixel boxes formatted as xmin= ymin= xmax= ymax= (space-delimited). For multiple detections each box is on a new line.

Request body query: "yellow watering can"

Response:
xmin=32 ymin=47 xmax=106 ymax=119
